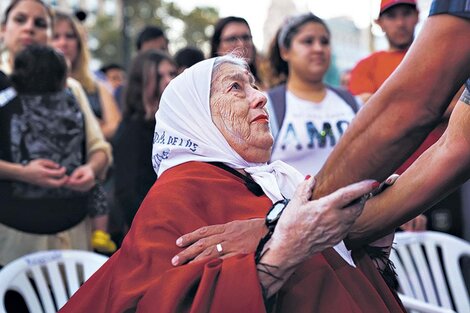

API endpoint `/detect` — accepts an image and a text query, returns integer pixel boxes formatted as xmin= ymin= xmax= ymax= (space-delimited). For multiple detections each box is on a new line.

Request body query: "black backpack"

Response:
xmin=0 ymin=72 xmax=89 ymax=234
xmin=267 ymin=83 xmax=359 ymax=136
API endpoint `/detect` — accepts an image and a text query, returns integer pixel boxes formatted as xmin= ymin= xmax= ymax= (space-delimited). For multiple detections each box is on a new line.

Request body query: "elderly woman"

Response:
xmin=59 ymin=55 xmax=403 ymax=313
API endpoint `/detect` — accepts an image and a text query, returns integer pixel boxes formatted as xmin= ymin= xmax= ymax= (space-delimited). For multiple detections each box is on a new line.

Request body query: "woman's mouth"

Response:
xmin=20 ymin=38 xmax=34 ymax=46
xmin=251 ymin=114 xmax=269 ymax=123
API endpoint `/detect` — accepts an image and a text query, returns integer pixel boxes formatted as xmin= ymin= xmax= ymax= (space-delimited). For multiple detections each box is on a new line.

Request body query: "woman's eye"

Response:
xmin=320 ymin=37 xmax=330 ymax=45
xmin=230 ymin=82 xmax=241 ymax=91
xmin=13 ymin=15 xmax=27 ymax=24
xmin=34 ymin=18 xmax=48 ymax=29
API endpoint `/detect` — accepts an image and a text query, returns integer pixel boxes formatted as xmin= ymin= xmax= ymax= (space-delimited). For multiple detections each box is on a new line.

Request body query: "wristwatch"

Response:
xmin=255 ymin=198 xmax=290 ymax=263
xmin=265 ymin=198 xmax=290 ymax=230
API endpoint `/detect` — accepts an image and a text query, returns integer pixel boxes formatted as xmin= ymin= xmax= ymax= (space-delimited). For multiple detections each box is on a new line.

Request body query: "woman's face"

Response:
xmin=158 ymin=60 xmax=177 ymax=95
xmin=51 ymin=20 xmax=79 ymax=65
xmin=1 ymin=0 xmax=51 ymax=57
xmin=281 ymin=22 xmax=331 ymax=82
xmin=210 ymin=62 xmax=273 ymax=163
xmin=143 ymin=59 xmax=176 ymax=118
xmin=217 ymin=22 xmax=254 ymax=62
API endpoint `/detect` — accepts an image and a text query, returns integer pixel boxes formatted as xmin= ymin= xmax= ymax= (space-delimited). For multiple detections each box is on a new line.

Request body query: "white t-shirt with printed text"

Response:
xmin=270 ymin=89 xmax=356 ymax=175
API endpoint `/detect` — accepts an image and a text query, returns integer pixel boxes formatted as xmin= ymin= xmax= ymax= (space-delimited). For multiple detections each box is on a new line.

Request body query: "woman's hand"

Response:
xmin=172 ymin=218 xmax=266 ymax=266
xmin=64 ymin=164 xmax=96 ymax=192
xmin=20 ymin=159 xmax=68 ymax=188
xmin=257 ymin=177 xmax=378 ymax=298
xmin=268 ymin=177 xmax=377 ymax=266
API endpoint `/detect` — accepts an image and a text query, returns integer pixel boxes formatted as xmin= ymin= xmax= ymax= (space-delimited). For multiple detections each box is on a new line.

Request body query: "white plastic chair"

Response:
xmin=390 ymin=231 xmax=470 ymax=313
xmin=399 ymin=293 xmax=456 ymax=313
xmin=0 ymin=250 xmax=108 ymax=313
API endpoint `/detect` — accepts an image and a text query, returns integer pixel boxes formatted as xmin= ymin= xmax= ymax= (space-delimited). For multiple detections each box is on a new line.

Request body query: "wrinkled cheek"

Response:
xmin=214 ymin=102 xmax=248 ymax=139
xmin=220 ymin=114 xmax=249 ymax=143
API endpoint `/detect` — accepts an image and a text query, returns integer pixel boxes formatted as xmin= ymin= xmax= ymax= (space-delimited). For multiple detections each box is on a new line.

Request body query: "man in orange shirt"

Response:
xmin=349 ymin=0 xmax=462 ymax=236
xmin=349 ymin=0 xmax=419 ymax=103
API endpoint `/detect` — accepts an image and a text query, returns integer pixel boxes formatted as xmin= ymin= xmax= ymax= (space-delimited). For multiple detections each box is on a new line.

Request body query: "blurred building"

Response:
xmin=261 ymin=0 xmax=372 ymax=77
xmin=326 ymin=16 xmax=370 ymax=74
xmin=262 ymin=0 xmax=299 ymax=52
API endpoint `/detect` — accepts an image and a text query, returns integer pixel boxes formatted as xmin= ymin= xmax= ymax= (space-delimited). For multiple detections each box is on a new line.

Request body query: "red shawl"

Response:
xmin=59 ymin=162 xmax=404 ymax=313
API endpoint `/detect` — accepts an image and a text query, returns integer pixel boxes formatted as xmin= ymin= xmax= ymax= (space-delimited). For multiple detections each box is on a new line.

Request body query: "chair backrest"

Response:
xmin=398 ymin=292 xmax=457 ymax=313
xmin=390 ymin=231 xmax=470 ymax=313
xmin=0 ymin=250 xmax=108 ymax=313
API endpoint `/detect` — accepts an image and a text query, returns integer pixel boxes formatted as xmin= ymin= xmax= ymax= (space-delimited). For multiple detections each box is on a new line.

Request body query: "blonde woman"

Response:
xmin=52 ymin=11 xmax=121 ymax=141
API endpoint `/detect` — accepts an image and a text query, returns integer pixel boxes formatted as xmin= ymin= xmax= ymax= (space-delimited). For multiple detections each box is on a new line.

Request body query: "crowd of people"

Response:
xmin=0 ymin=0 xmax=469 ymax=312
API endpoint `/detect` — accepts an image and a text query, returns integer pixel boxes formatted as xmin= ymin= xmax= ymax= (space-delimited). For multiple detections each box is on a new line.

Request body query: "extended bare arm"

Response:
xmin=313 ymin=15 xmax=470 ymax=200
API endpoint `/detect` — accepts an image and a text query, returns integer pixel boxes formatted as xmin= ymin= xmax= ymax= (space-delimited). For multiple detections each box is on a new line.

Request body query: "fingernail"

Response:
xmin=371 ymin=181 xmax=380 ymax=189
xmin=305 ymin=175 xmax=311 ymax=180
xmin=176 ymin=237 xmax=183 ymax=246
xmin=171 ymin=256 xmax=179 ymax=266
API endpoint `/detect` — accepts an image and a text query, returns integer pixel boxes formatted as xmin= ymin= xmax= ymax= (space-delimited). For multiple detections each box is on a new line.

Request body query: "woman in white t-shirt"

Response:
xmin=266 ymin=13 xmax=360 ymax=175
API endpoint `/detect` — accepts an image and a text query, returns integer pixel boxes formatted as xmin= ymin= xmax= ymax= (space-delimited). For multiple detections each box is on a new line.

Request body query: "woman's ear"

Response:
xmin=279 ymin=46 xmax=289 ymax=62
xmin=0 ymin=24 xmax=5 ymax=42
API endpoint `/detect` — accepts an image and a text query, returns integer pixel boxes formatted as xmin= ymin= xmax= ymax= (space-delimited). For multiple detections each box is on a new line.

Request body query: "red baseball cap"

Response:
xmin=380 ymin=0 xmax=417 ymax=14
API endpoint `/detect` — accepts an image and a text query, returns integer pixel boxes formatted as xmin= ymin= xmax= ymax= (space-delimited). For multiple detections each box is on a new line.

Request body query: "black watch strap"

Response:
xmin=254 ymin=198 xmax=290 ymax=263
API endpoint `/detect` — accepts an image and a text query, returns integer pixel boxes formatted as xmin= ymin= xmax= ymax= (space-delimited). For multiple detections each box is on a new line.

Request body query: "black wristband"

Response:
xmin=255 ymin=230 xmax=273 ymax=263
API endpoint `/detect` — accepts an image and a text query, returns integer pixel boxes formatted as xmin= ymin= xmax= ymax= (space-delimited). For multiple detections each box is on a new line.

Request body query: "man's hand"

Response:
xmin=171 ymin=218 xmax=266 ymax=266
xmin=64 ymin=164 xmax=96 ymax=192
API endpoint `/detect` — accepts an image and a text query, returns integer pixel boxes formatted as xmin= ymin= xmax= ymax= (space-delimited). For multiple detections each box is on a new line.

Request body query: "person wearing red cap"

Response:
xmin=349 ymin=0 xmax=419 ymax=103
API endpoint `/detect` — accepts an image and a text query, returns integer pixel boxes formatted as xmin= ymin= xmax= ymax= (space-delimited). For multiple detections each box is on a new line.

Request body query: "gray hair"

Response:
xmin=210 ymin=54 xmax=251 ymax=95
xmin=212 ymin=53 xmax=249 ymax=76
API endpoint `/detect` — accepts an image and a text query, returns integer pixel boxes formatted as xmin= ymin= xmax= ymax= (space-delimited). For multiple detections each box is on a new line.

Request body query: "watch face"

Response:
xmin=266 ymin=200 xmax=287 ymax=223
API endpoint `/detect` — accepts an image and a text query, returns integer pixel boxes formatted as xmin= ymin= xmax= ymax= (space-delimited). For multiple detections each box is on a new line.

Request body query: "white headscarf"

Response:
xmin=152 ymin=57 xmax=303 ymax=202
xmin=151 ymin=57 xmax=355 ymax=267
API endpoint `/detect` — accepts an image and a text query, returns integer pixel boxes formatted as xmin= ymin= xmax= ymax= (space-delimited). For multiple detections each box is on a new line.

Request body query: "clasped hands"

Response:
xmin=171 ymin=175 xmax=400 ymax=267
xmin=20 ymin=158 xmax=96 ymax=192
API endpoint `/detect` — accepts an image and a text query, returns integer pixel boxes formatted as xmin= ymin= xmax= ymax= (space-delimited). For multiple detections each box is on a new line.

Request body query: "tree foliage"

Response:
xmin=88 ymin=0 xmax=219 ymax=68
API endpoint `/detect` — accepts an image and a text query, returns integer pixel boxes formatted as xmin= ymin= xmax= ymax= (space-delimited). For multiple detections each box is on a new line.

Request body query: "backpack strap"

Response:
xmin=0 ymin=71 xmax=17 ymax=109
xmin=267 ymin=84 xmax=287 ymax=138
xmin=326 ymin=84 xmax=360 ymax=113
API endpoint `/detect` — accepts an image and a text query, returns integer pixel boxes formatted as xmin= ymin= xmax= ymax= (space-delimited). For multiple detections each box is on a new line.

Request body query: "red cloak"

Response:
xmin=59 ymin=161 xmax=404 ymax=313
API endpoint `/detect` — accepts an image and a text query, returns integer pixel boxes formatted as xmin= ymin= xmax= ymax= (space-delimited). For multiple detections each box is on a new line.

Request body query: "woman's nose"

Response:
xmin=312 ymin=41 xmax=324 ymax=51
xmin=23 ymin=19 xmax=35 ymax=32
xmin=251 ymin=90 xmax=267 ymax=109
xmin=54 ymin=37 xmax=66 ymax=47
